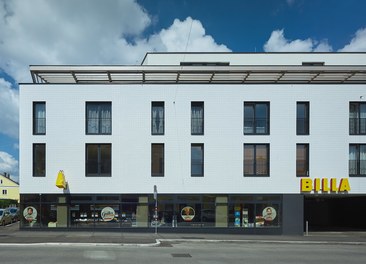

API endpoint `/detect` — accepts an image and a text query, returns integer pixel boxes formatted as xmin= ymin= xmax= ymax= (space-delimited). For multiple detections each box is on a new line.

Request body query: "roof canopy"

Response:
xmin=30 ymin=65 xmax=366 ymax=84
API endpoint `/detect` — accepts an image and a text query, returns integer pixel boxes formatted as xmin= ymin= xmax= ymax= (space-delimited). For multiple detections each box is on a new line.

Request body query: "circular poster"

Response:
xmin=101 ymin=207 xmax=116 ymax=222
xmin=181 ymin=206 xmax=195 ymax=222
xmin=262 ymin=206 xmax=277 ymax=221
xmin=23 ymin=206 xmax=37 ymax=222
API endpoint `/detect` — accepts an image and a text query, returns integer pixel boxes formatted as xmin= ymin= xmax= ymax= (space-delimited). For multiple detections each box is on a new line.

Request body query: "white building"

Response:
xmin=19 ymin=52 xmax=366 ymax=234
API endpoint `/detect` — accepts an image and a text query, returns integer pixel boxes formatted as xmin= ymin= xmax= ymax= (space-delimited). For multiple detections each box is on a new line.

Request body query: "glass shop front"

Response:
xmin=20 ymin=194 xmax=282 ymax=233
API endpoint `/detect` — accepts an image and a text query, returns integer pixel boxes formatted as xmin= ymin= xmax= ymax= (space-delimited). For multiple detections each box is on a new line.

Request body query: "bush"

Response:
xmin=0 ymin=199 xmax=18 ymax=208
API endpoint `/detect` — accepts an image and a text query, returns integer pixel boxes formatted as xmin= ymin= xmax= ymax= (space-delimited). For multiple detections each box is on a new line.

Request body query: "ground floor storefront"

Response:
xmin=19 ymin=194 xmax=303 ymax=235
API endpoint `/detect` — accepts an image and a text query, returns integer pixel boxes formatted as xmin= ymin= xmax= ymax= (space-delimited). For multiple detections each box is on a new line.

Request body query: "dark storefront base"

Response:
xmin=19 ymin=193 xmax=303 ymax=235
xmin=304 ymin=195 xmax=366 ymax=231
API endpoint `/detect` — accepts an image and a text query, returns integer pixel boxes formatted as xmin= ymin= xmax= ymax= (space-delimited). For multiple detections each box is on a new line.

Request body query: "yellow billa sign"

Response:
xmin=56 ymin=170 xmax=67 ymax=189
xmin=300 ymin=178 xmax=350 ymax=193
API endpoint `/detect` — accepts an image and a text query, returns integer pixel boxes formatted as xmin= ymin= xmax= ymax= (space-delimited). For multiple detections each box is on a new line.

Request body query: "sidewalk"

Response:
xmin=1 ymin=223 xmax=366 ymax=246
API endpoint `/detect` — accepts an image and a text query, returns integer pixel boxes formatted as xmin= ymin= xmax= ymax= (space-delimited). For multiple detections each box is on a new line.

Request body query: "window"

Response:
xmin=349 ymin=144 xmax=366 ymax=176
xmin=350 ymin=102 xmax=366 ymax=135
xmin=2 ymin=190 xmax=7 ymax=195
xmin=33 ymin=144 xmax=46 ymax=177
xmin=296 ymin=144 xmax=309 ymax=177
xmin=297 ymin=102 xmax=309 ymax=135
xmin=244 ymin=102 xmax=269 ymax=135
xmin=151 ymin=144 xmax=164 ymax=176
xmin=244 ymin=144 xmax=269 ymax=176
xmin=86 ymin=144 xmax=111 ymax=176
xmin=33 ymin=102 xmax=46 ymax=135
xmin=86 ymin=102 xmax=111 ymax=135
xmin=191 ymin=102 xmax=204 ymax=135
xmin=151 ymin=102 xmax=164 ymax=135
xmin=191 ymin=144 xmax=204 ymax=176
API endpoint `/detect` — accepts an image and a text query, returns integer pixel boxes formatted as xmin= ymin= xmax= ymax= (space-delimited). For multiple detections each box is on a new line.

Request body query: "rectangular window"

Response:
xmin=151 ymin=144 xmax=164 ymax=176
xmin=86 ymin=144 xmax=111 ymax=177
xmin=296 ymin=144 xmax=309 ymax=177
xmin=33 ymin=102 xmax=46 ymax=135
xmin=349 ymin=144 xmax=366 ymax=176
xmin=151 ymin=102 xmax=164 ymax=135
xmin=244 ymin=102 xmax=270 ymax=135
xmin=86 ymin=102 xmax=112 ymax=135
xmin=2 ymin=190 xmax=7 ymax=195
xmin=297 ymin=102 xmax=309 ymax=135
xmin=33 ymin=144 xmax=46 ymax=177
xmin=244 ymin=144 xmax=269 ymax=176
xmin=191 ymin=102 xmax=204 ymax=135
xmin=350 ymin=102 xmax=366 ymax=135
xmin=191 ymin=144 xmax=204 ymax=176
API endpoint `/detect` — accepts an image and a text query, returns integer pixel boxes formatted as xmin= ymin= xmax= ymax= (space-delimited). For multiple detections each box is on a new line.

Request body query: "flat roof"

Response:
xmin=30 ymin=64 xmax=366 ymax=84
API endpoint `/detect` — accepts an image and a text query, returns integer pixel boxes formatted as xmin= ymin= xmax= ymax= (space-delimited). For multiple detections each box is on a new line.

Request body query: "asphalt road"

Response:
xmin=0 ymin=241 xmax=365 ymax=264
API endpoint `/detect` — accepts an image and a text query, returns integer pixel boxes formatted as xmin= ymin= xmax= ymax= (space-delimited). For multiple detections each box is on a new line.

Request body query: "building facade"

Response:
xmin=0 ymin=173 xmax=19 ymax=203
xmin=19 ymin=53 xmax=366 ymax=234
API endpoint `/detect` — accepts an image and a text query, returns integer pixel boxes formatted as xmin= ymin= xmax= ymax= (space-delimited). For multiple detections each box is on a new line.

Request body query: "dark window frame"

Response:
xmin=296 ymin=144 xmax=309 ymax=177
xmin=296 ymin=102 xmax=309 ymax=135
xmin=85 ymin=144 xmax=112 ymax=177
xmin=85 ymin=102 xmax=112 ymax=135
xmin=244 ymin=102 xmax=270 ymax=135
xmin=33 ymin=143 xmax=46 ymax=177
xmin=191 ymin=102 xmax=204 ymax=135
xmin=349 ymin=144 xmax=366 ymax=177
xmin=151 ymin=102 xmax=165 ymax=135
xmin=349 ymin=102 xmax=366 ymax=135
xmin=191 ymin=144 xmax=204 ymax=177
xmin=33 ymin=102 xmax=46 ymax=135
xmin=151 ymin=143 xmax=164 ymax=177
xmin=243 ymin=144 xmax=270 ymax=177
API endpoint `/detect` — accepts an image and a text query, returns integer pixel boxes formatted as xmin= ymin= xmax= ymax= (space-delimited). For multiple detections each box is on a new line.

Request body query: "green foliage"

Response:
xmin=0 ymin=199 xmax=18 ymax=208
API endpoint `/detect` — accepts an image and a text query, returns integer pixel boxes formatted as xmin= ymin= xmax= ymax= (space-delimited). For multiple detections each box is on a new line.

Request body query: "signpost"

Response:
xmin=153 ymin=185 xmax=158 ymax=234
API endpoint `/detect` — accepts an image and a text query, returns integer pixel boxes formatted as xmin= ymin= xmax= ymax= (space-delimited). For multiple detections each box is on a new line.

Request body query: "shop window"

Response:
xmin=244 ymin=144 xmax=269 ymax=176
xmin=151 ymin=144 xmax=164 ymax=176
xmin=191 ymin=144 xmax=204 ymax=176
xmin=85 ymin=144 xmax=111 ymax=177
xmin=297 ymin=102 xmax=309 ymax=135
xmin=191 ymin=102 xmax=204 ymax=135
xmin=349 ymin=144 xmax=366 ymax=176
xmin=33 ymin=102 xmax=46 ymax=135
xmin=350 ymin=102 xmax=366 ymax=135
xmin=296 ymin=144 xmax=309 ymax=177
xmin=86 ymin=102 xmax=111 ymax=135
xmin=33 ymin=143 xmax=46 ymax=177
xmin=229 ymin=196 xmax=281 ymax=228
xmin=152 ymin=102 xmax=164 ymax=135
xmin=94 ymin=204 xmax=121 ymax=228
xmin=244 ymin=102 xmax=269 ymax=135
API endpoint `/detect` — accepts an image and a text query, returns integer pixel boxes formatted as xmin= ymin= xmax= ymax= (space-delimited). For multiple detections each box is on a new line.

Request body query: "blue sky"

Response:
xmin=0 ymin=0 xmax=366 ymax=182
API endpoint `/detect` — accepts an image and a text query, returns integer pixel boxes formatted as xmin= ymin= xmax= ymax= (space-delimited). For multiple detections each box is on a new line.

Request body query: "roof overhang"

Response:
xmin=29 ymin=65 xmax=366 ymax=84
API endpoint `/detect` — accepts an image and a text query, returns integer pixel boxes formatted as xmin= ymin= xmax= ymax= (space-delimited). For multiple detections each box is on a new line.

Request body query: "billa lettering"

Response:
xmin=300 ymin=178 xmax=350 ymax=193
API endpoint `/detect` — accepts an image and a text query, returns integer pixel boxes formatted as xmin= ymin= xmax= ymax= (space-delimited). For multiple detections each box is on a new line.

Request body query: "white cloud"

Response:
xmin=0 ymin=78 xmax=18 ymax=139
xmin=263 ymin=29 xmax=333 ymax=52
xmin=0 ymin=151 xmax=18 ymax=181
xmin=0 ymin=1 xmax=229 ymax=83
xmin=338 ymin=28 xmax=366 ymax=52
xmin=154 ymin=17 xmax=230 ymax=52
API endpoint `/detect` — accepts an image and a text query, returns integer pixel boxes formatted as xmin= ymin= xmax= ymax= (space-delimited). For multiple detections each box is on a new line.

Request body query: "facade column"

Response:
xmin=56 ymin=196 xmax=67 ymax=227
xmin=136 ymin=196 xmax=148 ymax=227
xmin=215 ymin=196 xmax=228 ymax=227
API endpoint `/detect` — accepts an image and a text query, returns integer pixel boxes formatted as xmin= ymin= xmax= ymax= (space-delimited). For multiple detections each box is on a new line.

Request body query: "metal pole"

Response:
xmin=305 ymin=220 xmax=309 ymax=236
xmin=154 ymin=185 xmax=158 ymax=235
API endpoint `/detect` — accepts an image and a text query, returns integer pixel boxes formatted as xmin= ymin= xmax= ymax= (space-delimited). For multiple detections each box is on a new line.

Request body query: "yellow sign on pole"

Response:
xmin=56 ymin=170 xmax=67 ymax=189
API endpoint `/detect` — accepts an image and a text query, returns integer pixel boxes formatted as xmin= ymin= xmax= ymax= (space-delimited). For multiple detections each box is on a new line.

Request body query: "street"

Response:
xmin=0 ymin=241 xmax=365 ymax=264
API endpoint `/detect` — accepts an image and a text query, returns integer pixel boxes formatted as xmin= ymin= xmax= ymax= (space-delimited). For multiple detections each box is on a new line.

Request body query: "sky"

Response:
xmin=0 ymin=0 xmax=366 ymax=183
